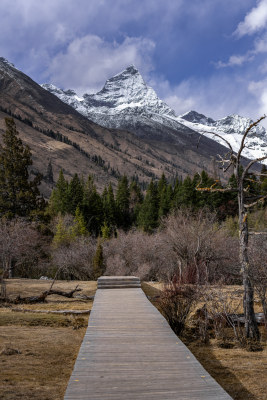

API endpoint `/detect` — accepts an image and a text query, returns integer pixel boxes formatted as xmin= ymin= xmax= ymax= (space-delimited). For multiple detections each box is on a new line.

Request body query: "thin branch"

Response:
xmin=242 ymin=155 xmax=267 ymax=181
xmin=197 ymin=130 xmax=234 ymax=155
xmin=244 ymin=194 xmax=267 ymax=208
xmin=237 ymin=115 xmax=266 ymax=164
xmin=196 ymin=187 xmax=238 ymax=193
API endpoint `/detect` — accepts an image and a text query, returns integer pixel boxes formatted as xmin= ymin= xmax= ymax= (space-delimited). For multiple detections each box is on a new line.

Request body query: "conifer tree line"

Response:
xmin=48 ymin=167 xmax=267 ymax=236
xmin=1 ymin=117 xmax=267 ymax=233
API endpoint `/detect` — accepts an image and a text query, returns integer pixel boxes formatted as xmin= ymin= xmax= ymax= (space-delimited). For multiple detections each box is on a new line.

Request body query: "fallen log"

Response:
xmin=0 ymin=285 xmax=83 ymax=304
xmin=48 ymin=286 xmax=82 ymax=298
xmin=11 ymin=307 xmax=91 ymax=315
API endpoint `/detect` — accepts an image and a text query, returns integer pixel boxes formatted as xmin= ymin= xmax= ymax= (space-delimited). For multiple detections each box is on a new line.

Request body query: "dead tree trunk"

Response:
xmin=238 ymin=184 xmax=260 ymax=339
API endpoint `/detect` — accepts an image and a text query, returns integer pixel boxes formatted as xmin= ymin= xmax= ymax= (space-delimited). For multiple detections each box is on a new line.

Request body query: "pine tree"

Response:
xmin=48 ymin=169 xmax=69 ymax=215
xmin=102 ymin=183 xmax=116 ymax=229
xmin=52 ymin=215 xmax=71 ymax=248
xmin=67 ymin=173 xmax=83 ymax=214
xmin=82 ymin=176 xmax=103 ymax=236
xmin=0 ymin=118 xmax=44 ymax=218
xmin=71 ymin=207 xmax=88 ymax=237
xmin=159 ymin=184 xmax=172 ymax=218
xmin=129 ymin=181 xmax=143 ymax=225
xmin=137 ymin=180 xmax=159 ymax=232
xmin=46 ymin=160 xmax=54 ymax=184
xmin=116 ymin=175 xmax=130 ymax=229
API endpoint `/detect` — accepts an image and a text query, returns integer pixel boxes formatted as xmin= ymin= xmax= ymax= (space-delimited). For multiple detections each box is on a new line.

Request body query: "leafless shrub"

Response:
xmin=51 ymin=236 xmax=96 ymax=280
xmin=158 ymin=277 xmax=199 ymax=336
xmin=201 ymin=286 xmax=246 ymax=347
xmin=0 ymin=218 xmax=47 ymax=279
xmin=162 ymin=209 xmax=239 ymax=284
xmin=103 ymin=229 xmax=176 ymax=281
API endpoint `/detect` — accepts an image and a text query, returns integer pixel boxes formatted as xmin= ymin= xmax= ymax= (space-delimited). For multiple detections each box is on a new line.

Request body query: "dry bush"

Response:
xmin=51 ymin=237 xmax=96 ymax=280
xmin=158 ymin=278 xmax=199 ymax=336
xmin=200 ymin=286 xmax=246 ymax=347
xmin=162 ymin=209 xmax=239 ymax=284
xmin=0 ymin=218 xmax=48 ymax=279
xmin=103 ymin=229 xmax=176 ymax=281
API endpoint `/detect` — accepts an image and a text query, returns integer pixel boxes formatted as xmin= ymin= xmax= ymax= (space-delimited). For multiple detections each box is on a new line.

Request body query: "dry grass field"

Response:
xmin=1 ymin=279 xmax=266 ymax=400
xmin=0 ymin=279 xmax=97 ymax=400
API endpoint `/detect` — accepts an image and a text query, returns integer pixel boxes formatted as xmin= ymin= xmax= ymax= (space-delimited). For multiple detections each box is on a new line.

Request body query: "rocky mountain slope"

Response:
xmin=0 ymin=58 xmax=248 ymax=197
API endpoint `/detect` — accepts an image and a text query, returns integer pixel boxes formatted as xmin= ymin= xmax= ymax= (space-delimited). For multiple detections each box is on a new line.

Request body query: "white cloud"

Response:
xmin=248 ymin=79 xmax=267 ymax=117
xmin=216 ymin=53 xmax=254 ymax=68
xmin=46 ymin=35 xmax=155 ymax=94
xmin=234 ymin=0 xmax=267 ymax=37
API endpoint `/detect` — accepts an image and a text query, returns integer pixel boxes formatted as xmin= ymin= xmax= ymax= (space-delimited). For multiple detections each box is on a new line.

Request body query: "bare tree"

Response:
xmin=0 ymin=218 xmax=42 ymax=279
xmin=197 ymin=116 xmax=267 ymax=339
xmin=162 ymin=209 xmax=238 ymax=284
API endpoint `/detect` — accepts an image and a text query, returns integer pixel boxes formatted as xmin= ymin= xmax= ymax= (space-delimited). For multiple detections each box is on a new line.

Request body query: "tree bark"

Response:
xmin=238 ymin=186 xmax=260 ymax=340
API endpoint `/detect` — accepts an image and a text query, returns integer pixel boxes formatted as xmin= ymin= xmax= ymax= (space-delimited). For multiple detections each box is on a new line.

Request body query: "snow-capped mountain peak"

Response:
xmin=41 ymin=67 xmax=267 ymax=160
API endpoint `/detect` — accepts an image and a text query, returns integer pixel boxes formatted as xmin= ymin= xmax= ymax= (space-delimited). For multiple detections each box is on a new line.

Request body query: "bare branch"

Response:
xmin=244 ymin=194 xmax=267 ymax=208
xmin=242 ymin=155 xmax=267 ymax=180
xmin=237 ymin=115 xmax=266 ymax=164
xmin=196 ymin=187 xmax=238 ymax=193
xmin=197 ymin=131 xmax=233 ymax=152
xmin=209 ymin=132 xmax=234 ymax=153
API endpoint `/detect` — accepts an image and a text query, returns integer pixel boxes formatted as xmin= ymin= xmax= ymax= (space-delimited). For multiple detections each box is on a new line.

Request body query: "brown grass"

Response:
xmin=0 ymin=279 xmax=97 ymax=400
xmin=143 ymin=282 xmax=267 ymax=400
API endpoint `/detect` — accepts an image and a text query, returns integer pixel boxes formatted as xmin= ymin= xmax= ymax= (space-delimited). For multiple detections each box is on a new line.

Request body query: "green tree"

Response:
xmin=82 ymin=176 xmax=103 ymax=236
xmin=0 ymin=118 xmax=44 ymax=218
xmin=116 ymin=175 xmax=130 ymax=229
xmin=67 ymin=173 xmax=84 ymax=214
xmin=52 ymin=215 xmax=71 ymax=248
xmin=71 ymin=207 xmax=88 ymax=237
xmin=137 ymin=180 xmax=159 ymax=232
xmin=102 ymin=183 xmax=116 ymax=229
xmin=129 ymin=180 xmax=143 ymax=225
xmin=48 ymin=169 xmax=69 ymax=215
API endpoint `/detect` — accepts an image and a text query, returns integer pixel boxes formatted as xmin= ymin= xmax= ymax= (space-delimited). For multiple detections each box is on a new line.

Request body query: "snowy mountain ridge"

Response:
xmin=178 ymin=112 xmax=267 ymax=160
xmin=41 ymin=65 xmax=267 ymax=160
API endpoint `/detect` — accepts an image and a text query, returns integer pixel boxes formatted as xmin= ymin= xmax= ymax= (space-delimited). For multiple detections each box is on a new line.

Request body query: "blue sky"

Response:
xmin=1 ymin=0 xmax=267 ymax=125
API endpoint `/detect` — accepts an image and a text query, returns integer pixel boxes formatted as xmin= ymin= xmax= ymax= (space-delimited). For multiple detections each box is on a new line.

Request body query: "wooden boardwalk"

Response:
xmin=64 ymin=281 xmax=232 ymax=399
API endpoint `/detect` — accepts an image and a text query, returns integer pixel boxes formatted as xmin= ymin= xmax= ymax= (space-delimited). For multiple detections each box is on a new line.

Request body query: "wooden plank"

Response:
xmin=64 ymin=285 xmax=232 ymax=400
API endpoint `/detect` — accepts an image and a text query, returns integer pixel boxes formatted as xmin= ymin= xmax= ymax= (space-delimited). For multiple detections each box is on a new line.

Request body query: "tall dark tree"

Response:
xmin=82 ymin=176 xmax=103 ymax=236
xmin=102 ymin=183 xmax=116 ymax=229
xmin=129 ymin=180 xmax=143 ymax=225
xmin=0 ymin=118 xmax=44 ymax=218
xmin=45 ymin=160 xmax=54 ymax=184
xmin=137 ymin=180 xmax=159 ymax=232
xmin=67 ymin=173 xmax=84 ymax=214
xmin=116 ymin=175 xmax=130 ymax=229
xmin=48 ymin=169 xmax=69 ymax=215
